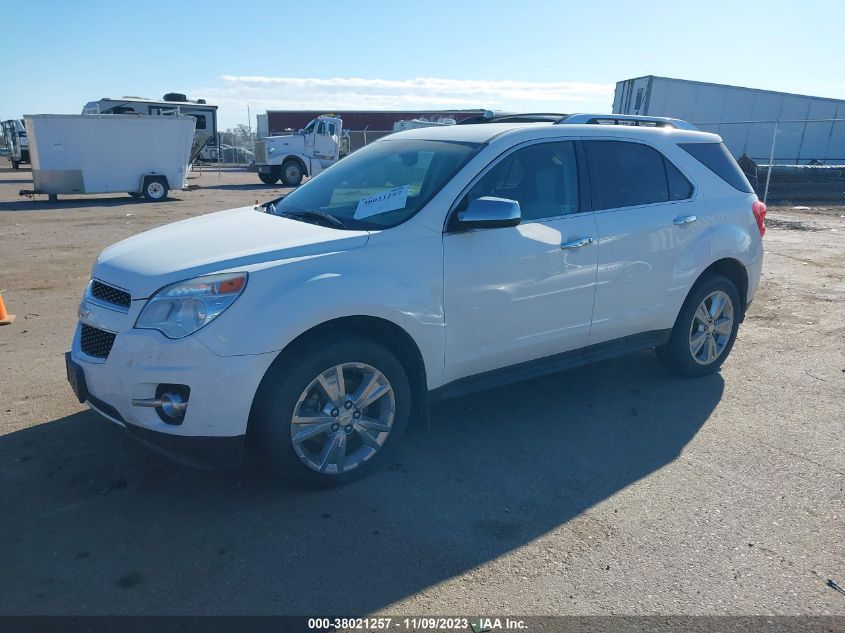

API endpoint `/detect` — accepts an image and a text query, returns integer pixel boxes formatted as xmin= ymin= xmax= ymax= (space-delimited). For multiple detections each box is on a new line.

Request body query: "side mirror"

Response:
xmin=457 ymin=196 xmax=521 ymax=229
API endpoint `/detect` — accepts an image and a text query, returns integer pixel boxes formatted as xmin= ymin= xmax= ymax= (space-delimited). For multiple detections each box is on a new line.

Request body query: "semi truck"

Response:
xmin=251 ymin=115 xmax=343 ymax=186
xmin=2 ymin=119 xmax=30 ymax=169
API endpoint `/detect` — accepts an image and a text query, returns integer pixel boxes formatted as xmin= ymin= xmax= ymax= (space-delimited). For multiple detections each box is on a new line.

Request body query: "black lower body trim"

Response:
xmin=120 ymin=422 xmax=245 ymax=470
xmin=88 ymin=395 xmax=125 ymax=423
xmin=431 ymin=329 xmax=672 ymax=402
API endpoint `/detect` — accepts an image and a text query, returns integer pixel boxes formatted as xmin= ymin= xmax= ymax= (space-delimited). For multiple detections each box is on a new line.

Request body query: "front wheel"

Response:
xmin=258 ymin=171 xmax=279 ymax=185
xmin=281 ymin=160 xmax=303 ymax=187
xmin=657 ymin=274 xmax=741 ymax=377
xmin=252 ymin=335 xmax=411 ymax=488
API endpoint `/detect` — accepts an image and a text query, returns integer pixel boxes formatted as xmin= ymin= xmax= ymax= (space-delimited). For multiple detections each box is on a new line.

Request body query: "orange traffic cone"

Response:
xmin=0 ymin=292 xmax=15 ymax=326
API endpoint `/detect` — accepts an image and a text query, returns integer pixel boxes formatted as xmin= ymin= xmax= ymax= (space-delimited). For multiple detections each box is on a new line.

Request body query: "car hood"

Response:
xmin=93 ymin=206 xmax=370 ymax=298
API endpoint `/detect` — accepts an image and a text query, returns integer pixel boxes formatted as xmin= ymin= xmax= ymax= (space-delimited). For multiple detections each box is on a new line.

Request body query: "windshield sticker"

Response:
xmin=354 ymin=185 xmax=409 ymax=220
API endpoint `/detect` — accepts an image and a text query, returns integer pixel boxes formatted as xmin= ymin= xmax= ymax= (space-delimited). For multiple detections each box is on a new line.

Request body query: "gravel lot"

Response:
xmin=0 ymin=165 xmax=843 ymax=616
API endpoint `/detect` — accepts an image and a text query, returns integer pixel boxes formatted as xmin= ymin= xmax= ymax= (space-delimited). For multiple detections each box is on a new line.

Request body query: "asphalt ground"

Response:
xmin=0 ymin=165 xmax=843 ymax=617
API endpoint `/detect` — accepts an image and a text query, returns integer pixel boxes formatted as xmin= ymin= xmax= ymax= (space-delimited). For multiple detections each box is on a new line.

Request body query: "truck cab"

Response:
xmin=252 ymin=115 xmax=343 ymax=186
xmin=2 ymin=119 xmax=30 ymax=169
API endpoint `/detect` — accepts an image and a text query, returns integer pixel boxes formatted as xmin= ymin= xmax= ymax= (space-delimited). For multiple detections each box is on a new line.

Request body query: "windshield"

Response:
xmin=269 ymin=139 xmax=482 ymax=229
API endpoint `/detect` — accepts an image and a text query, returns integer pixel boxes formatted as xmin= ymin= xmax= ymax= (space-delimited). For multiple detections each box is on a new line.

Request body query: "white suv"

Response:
xmin=66 ymin=113 xmax=766 ymax=487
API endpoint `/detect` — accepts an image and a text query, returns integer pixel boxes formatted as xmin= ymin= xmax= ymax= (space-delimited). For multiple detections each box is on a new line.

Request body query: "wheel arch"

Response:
xmin=697 ymin=258 xmax=749 ymax=320
xmin=281 ymin=154 xmax=309 ymax=176
xmin=140 ymin=173 xmax=170 ymax=192
xmin=247 ymin=315 xmax=428 ymax=437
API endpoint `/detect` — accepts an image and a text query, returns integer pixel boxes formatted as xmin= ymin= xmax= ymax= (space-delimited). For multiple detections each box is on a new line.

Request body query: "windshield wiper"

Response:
xmin=279 ymin=210 xmax=347 ymax=229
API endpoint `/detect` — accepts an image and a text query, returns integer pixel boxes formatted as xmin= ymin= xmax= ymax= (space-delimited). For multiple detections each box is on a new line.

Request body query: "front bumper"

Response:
xmin=68 ymin=306 xmax=277 ymax=468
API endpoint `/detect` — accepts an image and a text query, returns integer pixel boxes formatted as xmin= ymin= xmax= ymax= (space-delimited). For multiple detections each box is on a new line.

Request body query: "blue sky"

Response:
xmin=3 ymin=0 xmax=844 ymax=129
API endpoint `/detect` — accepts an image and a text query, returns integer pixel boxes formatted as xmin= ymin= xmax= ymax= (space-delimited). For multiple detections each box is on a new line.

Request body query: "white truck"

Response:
xmin=2 ymin=119 xmax=30 ymax=169
xmin=21 ymin=114 xmax=195 ymax=202
xmin=251 ymin=115 xmax=343 ymax=186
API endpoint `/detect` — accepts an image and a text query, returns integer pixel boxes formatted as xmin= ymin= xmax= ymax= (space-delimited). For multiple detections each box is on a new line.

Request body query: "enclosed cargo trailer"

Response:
xmin=22 ymin=114 xmax=195 ymax=202
xmin=613 ymin=76 xmax=845 ymax=164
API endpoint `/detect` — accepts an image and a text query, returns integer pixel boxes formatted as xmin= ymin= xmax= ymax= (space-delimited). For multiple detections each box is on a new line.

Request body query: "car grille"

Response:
xmin=90 ymin=280 xmax=131 ymax=310
xmin=254 ymin=140 xmax=267 ymax=164
xmin=80 ymin=324 xmax=117 ymax=359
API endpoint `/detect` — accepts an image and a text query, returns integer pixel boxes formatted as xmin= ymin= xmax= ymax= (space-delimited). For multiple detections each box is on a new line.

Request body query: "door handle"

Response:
xmin=560 ymin=237 xmax=594 ymax=249
xmin=673 ymin=215 xmax=697 ymax=225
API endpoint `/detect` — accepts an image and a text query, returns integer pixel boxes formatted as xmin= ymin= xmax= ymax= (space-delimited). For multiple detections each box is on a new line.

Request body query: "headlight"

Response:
xmin=135 ymin=272 xmax=248 ymax=339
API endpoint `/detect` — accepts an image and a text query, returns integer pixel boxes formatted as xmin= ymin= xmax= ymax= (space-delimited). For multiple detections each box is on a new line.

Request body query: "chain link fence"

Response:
xmin=693 ymin=119 xmax=845 ymax=206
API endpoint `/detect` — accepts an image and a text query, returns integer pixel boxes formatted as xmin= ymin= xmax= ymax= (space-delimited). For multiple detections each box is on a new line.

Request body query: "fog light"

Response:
xmin=159 ymin=392 xmax=186 ymax=418
xmin=131 ymin=384 xmax=190 ymax=425
xmin=156 ymin=384 xmax=190 ymax=424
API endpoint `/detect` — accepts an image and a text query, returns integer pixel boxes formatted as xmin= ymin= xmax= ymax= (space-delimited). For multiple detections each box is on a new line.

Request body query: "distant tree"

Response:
xmin=234 ymin=124 xmax=254 ymax=145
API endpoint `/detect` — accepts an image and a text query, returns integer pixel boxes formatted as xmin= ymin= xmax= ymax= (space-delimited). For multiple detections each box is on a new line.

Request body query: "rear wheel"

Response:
xmin=657 ymin=274 xmax=741 ymax=377
xmin=258 ymin=171 xmax=279 ymax=185
xmin=252 ymin=335 xmax=411 ymax=488
xmin=281 ymin=160 xmax=303 ymax=187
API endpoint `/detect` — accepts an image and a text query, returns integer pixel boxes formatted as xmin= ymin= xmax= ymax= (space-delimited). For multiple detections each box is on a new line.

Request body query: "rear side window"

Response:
xmin=665 ymin=159 xmax=693 ymax=200
xmin=679 ymin=142 xmax=753 ymax=193
xmin=585 ymin=141 xmax=670 ymax=210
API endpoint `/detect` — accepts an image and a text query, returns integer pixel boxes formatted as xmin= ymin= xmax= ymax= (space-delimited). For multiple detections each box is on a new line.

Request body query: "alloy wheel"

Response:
xmin=290 ymin=362 xmax=395 ymax=474
xmin=689 ymin=290 xmax=734 ymax=365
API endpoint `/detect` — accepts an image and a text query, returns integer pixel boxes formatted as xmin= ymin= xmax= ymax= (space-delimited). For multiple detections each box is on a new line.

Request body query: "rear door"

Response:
xmin=443 ymin=139 xmax=599 ymax=382
xmin=584 ymin=139 xmax=702 ymax=345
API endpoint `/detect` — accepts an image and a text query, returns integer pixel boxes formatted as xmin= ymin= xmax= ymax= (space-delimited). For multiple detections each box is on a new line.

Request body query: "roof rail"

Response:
xmin=458 ymin=111 xmax=570 ymax=125
xmin=556 ymin=113 xmax=698 ymax=131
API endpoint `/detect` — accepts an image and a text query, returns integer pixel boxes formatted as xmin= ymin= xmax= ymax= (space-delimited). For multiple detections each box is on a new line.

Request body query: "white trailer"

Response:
xmin=22 ymin=114 xmax=195 ymax=202
xmin=82 ymin=94 xmax=219 ymax=162
xmin=613 ymin=76 xmax=845 ymax=163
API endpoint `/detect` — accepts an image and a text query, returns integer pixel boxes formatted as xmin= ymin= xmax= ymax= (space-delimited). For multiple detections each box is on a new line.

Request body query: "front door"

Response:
xmin=443 ymin=140 xmax=598 ymax=383
xmin=314 ymin=119 xmax=339 ymax=160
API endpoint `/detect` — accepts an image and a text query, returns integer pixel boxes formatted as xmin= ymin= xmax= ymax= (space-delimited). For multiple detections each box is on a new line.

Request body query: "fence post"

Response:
xmin=763 ymin=121 xmax=778 ymax=204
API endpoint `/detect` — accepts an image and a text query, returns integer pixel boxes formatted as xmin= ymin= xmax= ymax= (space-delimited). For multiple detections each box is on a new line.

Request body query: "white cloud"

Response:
xmin=193 ymin=75 xmax=615 ymax=128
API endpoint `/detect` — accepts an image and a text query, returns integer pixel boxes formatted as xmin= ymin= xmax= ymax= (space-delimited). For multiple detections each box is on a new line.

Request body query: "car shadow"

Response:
xmin=0 ymin=350 xmax=721 ymax=615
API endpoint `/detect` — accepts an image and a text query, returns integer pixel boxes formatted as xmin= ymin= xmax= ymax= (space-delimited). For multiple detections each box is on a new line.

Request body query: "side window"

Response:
xmin=460 ymin=141 xmax=580 ymax=221
xmin=665 ymin=158 xmax=693 ymax=200
xmin=679 ymin=142 xmax=754 ymax=193
xmin=584 ymin=140 xmax=670 ymax=210
xmin=192 ymin=114 xmax=207 ymax=130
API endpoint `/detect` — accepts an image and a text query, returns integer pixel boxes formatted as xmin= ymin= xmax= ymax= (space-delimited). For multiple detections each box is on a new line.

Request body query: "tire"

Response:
xmin=142 ymin=177 xmax=168 ymax=201
xmin=657 ymin=273 xmax=742 ymax=377
xmin=258 ymin=171 xmax=279 ymax=185
xmin=281 ymin=160 xmax=304 ymax=187
xmin=12 ymin=160 xmax=19 ymax=170
xmin=252 ymin=334 xmax=412 ymax=488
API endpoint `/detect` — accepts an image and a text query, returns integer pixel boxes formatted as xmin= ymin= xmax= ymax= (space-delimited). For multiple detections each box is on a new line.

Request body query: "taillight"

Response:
xmin=752 ymin=200 xmax=767 ymax=236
